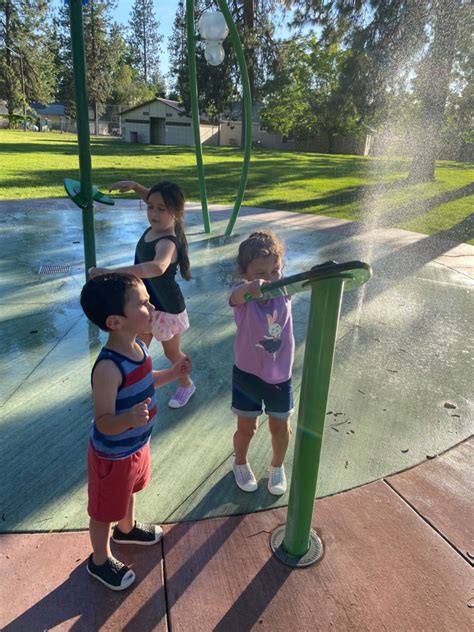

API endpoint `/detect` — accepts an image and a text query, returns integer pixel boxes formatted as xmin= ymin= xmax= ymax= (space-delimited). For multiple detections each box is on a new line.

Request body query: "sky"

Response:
xmin=53 ymin=1 xmax=295 ymax=86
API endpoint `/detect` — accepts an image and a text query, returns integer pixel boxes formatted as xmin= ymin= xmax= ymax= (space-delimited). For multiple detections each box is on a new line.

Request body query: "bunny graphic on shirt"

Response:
xmin=256 ymin=309 xmax=283 ymax=359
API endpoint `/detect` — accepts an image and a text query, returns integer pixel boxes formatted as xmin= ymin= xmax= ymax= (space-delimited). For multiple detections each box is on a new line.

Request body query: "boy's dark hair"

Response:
xmin=236 ymin=230 xmax=285 ymax=275
xmin=147 ymin=181 xmax=191 ymax=281
xmin=80 ymin=273 xmax=141 ymax=331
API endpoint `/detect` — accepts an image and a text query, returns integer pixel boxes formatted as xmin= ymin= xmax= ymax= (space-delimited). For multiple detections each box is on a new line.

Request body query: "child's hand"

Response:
xmin=88 ymin=266 xmax=109 ymax=279
xmin=129 ymin=398 xmax=151 ymax=426
xmin=173 ymin=356 xmax=192 ymax=378
xmin=246 ymin=279 xmax=265 ymax=299
xmin=109 ymin=180 xmax=136 ymax=193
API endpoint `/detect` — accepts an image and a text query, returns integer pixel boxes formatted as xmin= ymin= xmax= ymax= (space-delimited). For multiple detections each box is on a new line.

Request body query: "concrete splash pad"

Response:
xmin=0 ymin=200 xmax=472 ymax=533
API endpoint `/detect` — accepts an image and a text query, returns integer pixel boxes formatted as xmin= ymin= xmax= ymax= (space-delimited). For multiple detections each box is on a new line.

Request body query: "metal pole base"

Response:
xmin=270 ymin=525 xmax=323 ymax=568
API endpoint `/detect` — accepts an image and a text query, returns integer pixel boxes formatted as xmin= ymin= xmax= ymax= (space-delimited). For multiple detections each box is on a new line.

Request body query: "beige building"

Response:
xmin=219 ymin=118 xmax=368 ymax=155
xmin=121 ymin=98 xmax=219 ymax=146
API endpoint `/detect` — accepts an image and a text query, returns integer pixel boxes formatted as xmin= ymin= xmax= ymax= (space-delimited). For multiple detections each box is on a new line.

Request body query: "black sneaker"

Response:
xmin=86 ymin=554 xmax=135 ymax=591
xmin=112 ymin=521 xmax=163 ymax=545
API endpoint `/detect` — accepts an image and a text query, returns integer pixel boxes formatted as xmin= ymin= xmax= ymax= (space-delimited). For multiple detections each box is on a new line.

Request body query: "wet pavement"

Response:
xmin=0 ymin=200 xmax=472 ymax=533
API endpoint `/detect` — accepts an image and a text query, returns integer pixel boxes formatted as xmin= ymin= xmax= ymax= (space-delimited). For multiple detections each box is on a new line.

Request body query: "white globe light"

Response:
xmin=204 ymin=42 xmax=225 ymax=66
xmin=198 ymin=11 xmax=229 ymax=42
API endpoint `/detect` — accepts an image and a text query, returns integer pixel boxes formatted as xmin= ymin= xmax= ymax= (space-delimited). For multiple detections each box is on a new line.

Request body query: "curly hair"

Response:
xmin=236 ymin=230 xmax=285 ymax=275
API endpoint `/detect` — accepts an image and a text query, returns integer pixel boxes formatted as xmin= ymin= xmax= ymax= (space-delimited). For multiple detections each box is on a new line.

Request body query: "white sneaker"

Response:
xmin=268 ymin=465 xmax=287 ymax=495
xmin=168 ymin=383 xmax=196 ymax=408
xmin=233 ymin=462 xmax=258 ymax=492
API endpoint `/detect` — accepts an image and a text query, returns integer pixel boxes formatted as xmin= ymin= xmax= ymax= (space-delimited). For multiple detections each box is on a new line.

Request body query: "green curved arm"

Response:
xmin=186 ymin=0 xmax=211 ymax=234
xmin=216 ymin=0 xmax=252 ymax=237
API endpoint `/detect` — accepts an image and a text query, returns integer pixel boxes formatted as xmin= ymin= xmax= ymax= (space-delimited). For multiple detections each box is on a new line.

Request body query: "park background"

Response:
xmin=1 ymin=1 xmax=473 ymax=241
xmin=0 ymin=2 xmax=473 ymax=630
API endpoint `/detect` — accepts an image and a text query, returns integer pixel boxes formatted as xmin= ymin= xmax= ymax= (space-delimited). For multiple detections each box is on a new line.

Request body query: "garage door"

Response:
xmin=166 ymin=122 xmax=193 ymax=146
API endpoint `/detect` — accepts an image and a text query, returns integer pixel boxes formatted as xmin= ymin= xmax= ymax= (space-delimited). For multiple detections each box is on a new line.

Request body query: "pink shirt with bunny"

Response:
xmin=231 ymin=293 xmax=294 ymax=384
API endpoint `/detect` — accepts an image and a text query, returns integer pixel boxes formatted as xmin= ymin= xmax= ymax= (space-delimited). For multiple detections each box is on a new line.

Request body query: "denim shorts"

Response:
xmin=231 ymin=365 xmax=293 ymax=420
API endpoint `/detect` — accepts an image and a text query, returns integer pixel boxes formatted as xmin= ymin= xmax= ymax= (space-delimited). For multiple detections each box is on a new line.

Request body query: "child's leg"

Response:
xmin=268 ymin=415 xmax=291 ymax=467
xmin=88 ymin=518 xmax=136 ymax=590
xmin=267 ymin=416 xmax=291 ymax=495
xmin=233 ymin=415 xmax=259 ymax=492
xmin=233 ymin=415 xmax=259 ymax=465
xmin=89 ymin=518 xmax=112 ymax=565
xmin=111 ymin=449 xmax=163 ymax=545
xmin=117 ymin=493 xmax=136 ymax=534
xmin=162 ymin=333 xmax=192 ymax=387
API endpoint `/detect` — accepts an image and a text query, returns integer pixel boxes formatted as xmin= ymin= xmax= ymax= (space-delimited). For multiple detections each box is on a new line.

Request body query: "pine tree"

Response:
xmin=50 ymin=3 xmax=76 ymax=118
xmin=84 ymin=0 xmax=117 ymax=135
xmin=168 ymin=0 xmax=188 ymax=100
xmin=128 ymin=0 xmax=163 ymax=86
xmin=51 ymin=0 xmax=119 ymax=133
xmin=168 ymin=1 xmax=279 ymax=126
xmin=0 ymin=0 xmax=55 ymax=126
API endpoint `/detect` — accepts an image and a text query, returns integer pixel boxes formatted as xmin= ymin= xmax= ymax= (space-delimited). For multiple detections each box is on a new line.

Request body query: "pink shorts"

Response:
xmin=87 ymin=443 xmax=151 ymax=523
xmin=152 ymin=309 xmax=189 ymax=342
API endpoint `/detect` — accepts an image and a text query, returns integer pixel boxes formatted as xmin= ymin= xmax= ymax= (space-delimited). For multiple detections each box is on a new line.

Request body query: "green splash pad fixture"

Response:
xmin=258 ymin=261 xmax=372 ymax=566
xmin=64 ymin=178 xmax=114 ymax=209
xmin=247 ymin=261 xmax=371 ymax=301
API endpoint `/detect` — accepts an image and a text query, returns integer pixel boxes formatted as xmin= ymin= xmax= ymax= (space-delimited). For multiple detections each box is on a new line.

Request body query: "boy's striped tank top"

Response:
xmin=90 ymin=339 xmax=157 ymax=460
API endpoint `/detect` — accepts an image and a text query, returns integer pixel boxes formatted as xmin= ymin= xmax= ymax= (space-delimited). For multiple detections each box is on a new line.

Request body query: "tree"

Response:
xmin=238 ymin=0 xmax=281 ymax=143
xmin=128 ymin=0 xmax=163 ymax=86
xmin=406 ymin=0 xmax=465 ymax=181
xmin=0 ymin=0 xmax=55 ymax=125
xmin=168 ymin=0 xmax=280 ymax=127
xmin=49 ymin=4 xmax=76 ymax=118
xmin=51 ymin=0 xmax=120 ymax=133
xmin=168 ymin=0 xmax=237 ymax=122
xmin=260 ymin=37 xmax=359 ymax=151
xmin=84 ymin=0 xmax=117 ymax=134
xmin=441 ymin=40 xmax=473 ymax=161
xmin=286 ymin=0 xmax=471 ymax=181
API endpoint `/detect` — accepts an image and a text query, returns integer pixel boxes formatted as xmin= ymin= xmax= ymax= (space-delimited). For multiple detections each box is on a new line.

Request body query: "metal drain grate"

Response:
xmin=38 ymin=265 xmax=71 ymax=275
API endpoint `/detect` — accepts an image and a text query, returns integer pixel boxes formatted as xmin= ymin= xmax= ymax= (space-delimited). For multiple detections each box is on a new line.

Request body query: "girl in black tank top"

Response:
xmin=88 ymin=181 xmax=196 ymax=409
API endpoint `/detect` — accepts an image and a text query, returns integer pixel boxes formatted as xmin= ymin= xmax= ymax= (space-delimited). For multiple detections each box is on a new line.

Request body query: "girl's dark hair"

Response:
xmin=80 ymin=273 xmax=141 ymax=331
xmin=147 ymin=181 xmax=191 ymax=280
xmin=236 ymin=230 xmax=285 ymax=275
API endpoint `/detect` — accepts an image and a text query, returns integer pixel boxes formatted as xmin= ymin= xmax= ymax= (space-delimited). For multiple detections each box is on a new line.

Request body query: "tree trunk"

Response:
xmin=94 ymin=101 xmax=99 ymax=136
xmin=4 ymin=0 xmax=15 ymax=127
xmin=327 ymin=131 xmax=335 ymax=154
xmin=407 ymin=0 xmax=461 ymax=183
xmin=241 ymin=0 xmax=254 ymax=148
xmin=143 ymin=15 xmax=148 ymax=84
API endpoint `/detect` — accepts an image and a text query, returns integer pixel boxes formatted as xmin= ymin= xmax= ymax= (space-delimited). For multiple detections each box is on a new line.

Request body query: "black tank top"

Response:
xmin=134 ymin=230 xmax=186 ymax=314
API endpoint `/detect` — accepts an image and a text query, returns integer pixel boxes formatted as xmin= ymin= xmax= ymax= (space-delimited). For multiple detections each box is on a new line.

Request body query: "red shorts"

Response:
xmin=87 ymin=442 xmax=151 ymax=523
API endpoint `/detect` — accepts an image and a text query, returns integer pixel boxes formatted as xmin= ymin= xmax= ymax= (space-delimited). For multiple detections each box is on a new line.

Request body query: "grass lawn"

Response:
xmin=1 ymin=130 xmax=473 ymax=243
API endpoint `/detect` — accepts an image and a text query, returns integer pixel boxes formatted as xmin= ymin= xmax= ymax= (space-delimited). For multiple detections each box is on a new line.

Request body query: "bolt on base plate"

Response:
xmin=270 ymin=525 xmax=323 ymax=568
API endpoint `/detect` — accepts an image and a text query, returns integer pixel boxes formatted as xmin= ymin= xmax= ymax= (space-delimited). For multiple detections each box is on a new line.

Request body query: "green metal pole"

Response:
xmin=283 ymin=277 xmax=344 ymax=556
xmin=217 ymin=0 xmax=252 ymax=237
xmin=186 ymin=0 xmax=211 ymax=234
xmin=68 ymin=0 xmax=96 ymax=278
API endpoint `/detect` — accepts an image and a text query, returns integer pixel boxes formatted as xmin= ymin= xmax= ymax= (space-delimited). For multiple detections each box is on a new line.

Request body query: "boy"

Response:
xmin=80 ymin=272 xmax=191 ymax=590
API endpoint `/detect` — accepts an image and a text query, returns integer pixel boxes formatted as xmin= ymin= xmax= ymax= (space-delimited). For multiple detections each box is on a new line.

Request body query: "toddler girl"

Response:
xmin=229 ymin=230 xmax=294 ymax=495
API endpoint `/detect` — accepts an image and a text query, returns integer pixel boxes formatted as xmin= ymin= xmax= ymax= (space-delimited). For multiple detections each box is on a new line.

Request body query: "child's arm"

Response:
xmin=92 ymin=360 xmax=151 ymax=435
xmin=230 ymin=279 xmax=265 ymax=305
xmin=89 ymin=237 xmax=177 ymax=280
xmin=109 ymin=180 xmax=150 ymax=202
xmin=153 ymin=356 xmax=192 ymax=388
